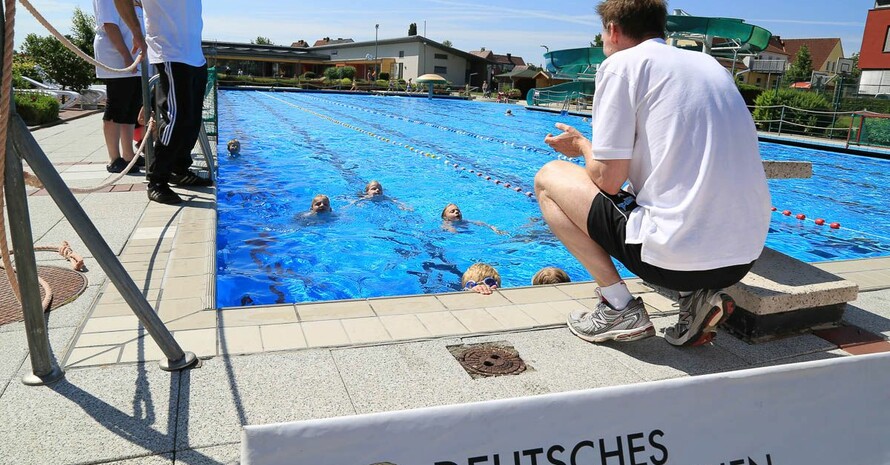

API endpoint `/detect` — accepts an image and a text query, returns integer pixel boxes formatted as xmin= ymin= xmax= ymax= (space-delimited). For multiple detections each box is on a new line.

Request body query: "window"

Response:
xmin=434 ymin=66 xmax=447 ymax=74
xmin=756 ymin=77 xmax=762 ymax=84
xmin=399 ymin=51 xmax=404 ymax=58
xmin=884 ymin=26 xmax=890 ymax=52
xmin=434 ymin=53 xmax=448 ymax=60
xmin=330 ymin=50 xmax=338 ymax=55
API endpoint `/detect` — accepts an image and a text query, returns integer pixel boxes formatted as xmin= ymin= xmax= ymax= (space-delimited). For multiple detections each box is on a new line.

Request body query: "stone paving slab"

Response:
xmin=174 ymin=352 xmax=355 ymax=450
xmin=0 ymin=364 xmax=179 ymax=465
xmin=331 ymin=330 xmax=643 ymax=416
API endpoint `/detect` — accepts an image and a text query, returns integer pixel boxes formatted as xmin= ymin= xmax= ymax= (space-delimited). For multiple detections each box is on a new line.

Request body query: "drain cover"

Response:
xmin=451 ymin=342 xmax=527 ymax=378
xmin=0 ymin=265 xmax=88 ymax=326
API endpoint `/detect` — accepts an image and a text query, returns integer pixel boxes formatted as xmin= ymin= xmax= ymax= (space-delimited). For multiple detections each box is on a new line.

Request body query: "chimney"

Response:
xmin=507 ymin=53 xmax=512 ymax=62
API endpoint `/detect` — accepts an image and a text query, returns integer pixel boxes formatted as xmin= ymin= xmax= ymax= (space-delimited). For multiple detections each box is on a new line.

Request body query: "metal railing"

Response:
xmin=749 ymin=104 xmax=853 ymax=141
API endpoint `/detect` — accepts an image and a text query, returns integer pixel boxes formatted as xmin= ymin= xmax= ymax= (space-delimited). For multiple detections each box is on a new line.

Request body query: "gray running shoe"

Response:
xmin=664 ymin=289 xmax=735 ymax=347
xmin=567 ymin=296 xmax=655 ymax=343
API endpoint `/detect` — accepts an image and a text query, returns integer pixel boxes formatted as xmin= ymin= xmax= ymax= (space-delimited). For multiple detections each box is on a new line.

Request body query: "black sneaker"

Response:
xmin=147 ymin=183 xmax=182 ymax=204
xmin=106 ymin=157 xmax=128 ymax=173
xmin=170 ymin=170 xmax=213 ymax=187
xmin=134 ymin=156 xmax=146 ymax=168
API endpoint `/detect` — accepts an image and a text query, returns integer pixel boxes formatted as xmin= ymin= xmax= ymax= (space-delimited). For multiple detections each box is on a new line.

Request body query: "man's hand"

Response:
xmin=544 ymin=123 xmax=591 ymax=158
xmin=131 ymin=35 xmax=147 ymax=58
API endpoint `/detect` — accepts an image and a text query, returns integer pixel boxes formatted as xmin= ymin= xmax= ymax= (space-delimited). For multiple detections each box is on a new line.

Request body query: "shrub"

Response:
xmin=323 ymin=67 xmax=340 ymax=80
xmin=339 ymin=66 xmax=356 ymax=80
xmin=379 ymin=72 xmax=390 ymax=81
xmin=14 ymin=91 xmax=60 ymax=125
xmin=13 ymin=56 xmax=41 ymax=89
xmin=859 ymin=117 xmax=890 ymax=147
xmin=753 ymin=89 xmax=831 ymax=135
xmin=339 ymin=78 xmax=352 ymax=87
xmin=838 ymin=97 xmax=890 ymax=114
xmin=736 ymin=83 xmax=763 ymax=107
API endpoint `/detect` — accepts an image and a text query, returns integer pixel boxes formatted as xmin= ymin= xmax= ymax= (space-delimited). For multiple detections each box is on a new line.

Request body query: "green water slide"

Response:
xmin=540 ymin=14 xmax=772 ymax=84
xmin=666 ymin=15 xmax=772 ymax=54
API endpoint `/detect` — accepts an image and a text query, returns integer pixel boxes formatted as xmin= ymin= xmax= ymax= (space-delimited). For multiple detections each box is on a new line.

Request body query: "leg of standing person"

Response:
xmin=148 ymin=61 xmax=210 ymax=204
xmin=103 ymin=76 xmax=142 ymax=174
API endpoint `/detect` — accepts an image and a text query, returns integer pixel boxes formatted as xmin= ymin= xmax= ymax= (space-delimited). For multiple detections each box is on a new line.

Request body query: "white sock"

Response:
xmin=600 ymin=281 xmax=633 ymax=309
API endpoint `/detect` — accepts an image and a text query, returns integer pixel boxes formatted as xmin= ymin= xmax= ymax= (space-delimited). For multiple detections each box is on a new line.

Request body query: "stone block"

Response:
xmin=725 ymin=248 xmax=859 ymax=341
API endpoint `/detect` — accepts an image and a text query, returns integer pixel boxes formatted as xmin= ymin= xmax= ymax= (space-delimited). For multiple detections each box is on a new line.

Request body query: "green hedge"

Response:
xmin=837 ymin=98 xmax=890 ymax=115
xmin=753 ymin=89 xmax=831 ymax=135
xmin=14 ymin=92 xmax=59 ymax=125
xmin=736 ymin=83 xmax=763 ymax=107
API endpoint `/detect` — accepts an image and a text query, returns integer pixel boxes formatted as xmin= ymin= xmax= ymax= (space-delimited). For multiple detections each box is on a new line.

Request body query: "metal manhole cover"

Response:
xmin=450 ymin=342 xmax=528 ymax=378
xmin=0 ymin=265 xmax=88 ymax=326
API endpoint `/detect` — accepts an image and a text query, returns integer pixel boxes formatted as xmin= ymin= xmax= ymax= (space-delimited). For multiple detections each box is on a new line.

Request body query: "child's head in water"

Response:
xmin=364 ymin=180 xmax=384 ymax=197
xmin=310 ymin=194 xmax=331 ymax=213
xmin=227 ymin=139 xmax=241 ymax=156
xmin=532 ymin=267 xmax=570 ymax=285
xmin=461 ymin=263 xmax=501 ymax=294
xmin=441 ymin=203 xmax=463 ymax=221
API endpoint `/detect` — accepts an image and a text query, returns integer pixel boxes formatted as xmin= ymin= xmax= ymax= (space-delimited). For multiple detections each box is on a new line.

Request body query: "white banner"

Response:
xmin=242 ymin=353 xmax=890 ymax=465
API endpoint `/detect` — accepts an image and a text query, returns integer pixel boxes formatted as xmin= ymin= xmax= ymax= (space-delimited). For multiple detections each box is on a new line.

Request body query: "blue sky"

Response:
xmin=15 ymin=0 xmax=877 ymax=67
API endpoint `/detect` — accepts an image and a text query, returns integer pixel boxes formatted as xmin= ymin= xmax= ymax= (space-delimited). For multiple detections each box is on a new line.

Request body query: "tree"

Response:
xmin=850 ymin=52 xmax=861 ymax=80
xmin=21 ymin=31 xmax=95 ymax=92
xmin=408 ymin=23 xmax=417 ymax=36
xmin=71 ymin=7 xmax=95 ymax=57
xmin=785 ymin=44 xmax=813 ymax=84
xmin=442 ymin=40 xmax=453 ymax=48
xmin=251 ymin=36 xmax=273 ymax=45
xmin=592 ymin=33 xmax=603 ymax=47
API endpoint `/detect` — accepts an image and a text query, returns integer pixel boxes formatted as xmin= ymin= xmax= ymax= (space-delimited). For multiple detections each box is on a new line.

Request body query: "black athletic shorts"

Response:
xmin=103 ymin=76 xmax=142 ymax=124
xmin=586 ymin=190 xmax=754 ymax=292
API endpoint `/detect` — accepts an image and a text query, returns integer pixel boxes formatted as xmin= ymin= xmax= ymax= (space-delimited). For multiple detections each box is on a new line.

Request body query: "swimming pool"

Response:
xmin=215 ymin=90 xmax=890 ymax=307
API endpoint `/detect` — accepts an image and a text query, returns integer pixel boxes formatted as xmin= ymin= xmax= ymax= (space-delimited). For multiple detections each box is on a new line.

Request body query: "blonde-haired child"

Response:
xmin=532 ymin=267 xmax=570 ymax=285
xmin=461 ymin=263 xmax=501 ymax=295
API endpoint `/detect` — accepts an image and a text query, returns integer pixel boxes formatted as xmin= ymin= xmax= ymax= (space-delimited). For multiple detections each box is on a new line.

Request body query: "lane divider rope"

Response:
xmin=295 ymin=92 xmax=578 ymax=162
xmin=261 ymin=92 xmax=536 ymax=199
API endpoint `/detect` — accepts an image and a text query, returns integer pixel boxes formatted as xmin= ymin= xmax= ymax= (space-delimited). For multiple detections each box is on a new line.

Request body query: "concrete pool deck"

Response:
xmin=2 ymin=112 xmax=890 ymax=464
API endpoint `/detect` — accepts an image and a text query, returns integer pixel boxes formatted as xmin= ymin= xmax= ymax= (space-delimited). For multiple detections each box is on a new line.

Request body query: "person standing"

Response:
xmin=93 ymin=0 xmax=142 ymax=174
xmin=115 ymin=0 xmax=211 ymax=205
xmin=535 ymin=0 xmax=770 ymax=347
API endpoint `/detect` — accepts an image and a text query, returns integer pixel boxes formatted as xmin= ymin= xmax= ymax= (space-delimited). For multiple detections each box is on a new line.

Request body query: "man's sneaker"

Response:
xmin=170 ymin=170 xmax=213 ymax=187
xmin=664 ymin=289 xmax=735 ymax=347
xmin=567 ymin=295 xmax=655 ymax=343
xmin=134 ymin=155 xmax=146 ymax=168
xmin=106 ymin=157 xmax=129 ymax=173
xmin=147 ymin=182 xmax=182 ymax=205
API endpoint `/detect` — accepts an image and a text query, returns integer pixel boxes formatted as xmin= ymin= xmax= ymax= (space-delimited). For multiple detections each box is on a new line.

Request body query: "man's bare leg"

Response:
xmin=534 ymin=160 xmax=621 ymax=286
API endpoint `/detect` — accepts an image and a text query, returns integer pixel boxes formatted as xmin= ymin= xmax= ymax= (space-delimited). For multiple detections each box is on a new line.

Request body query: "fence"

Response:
xmin=750 ymin=104 xmax=853 ymax=140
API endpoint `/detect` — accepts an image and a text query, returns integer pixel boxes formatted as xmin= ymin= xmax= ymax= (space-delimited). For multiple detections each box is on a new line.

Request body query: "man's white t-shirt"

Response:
xmin=591 ymin=38 xmax=771 ymax=271
xmin=140 ymin=0 xmax=205 ymax=67
xmin=93 ymin=0 xmax=141 ymax=79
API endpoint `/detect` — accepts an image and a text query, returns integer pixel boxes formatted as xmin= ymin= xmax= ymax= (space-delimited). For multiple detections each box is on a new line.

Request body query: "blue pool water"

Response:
xmin=215 ymin=90 xmax=890 ymax=307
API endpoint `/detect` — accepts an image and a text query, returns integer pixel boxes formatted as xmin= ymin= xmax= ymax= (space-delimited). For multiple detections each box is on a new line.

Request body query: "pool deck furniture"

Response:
xmin=2 ymin=114 xmax=889 ymax=464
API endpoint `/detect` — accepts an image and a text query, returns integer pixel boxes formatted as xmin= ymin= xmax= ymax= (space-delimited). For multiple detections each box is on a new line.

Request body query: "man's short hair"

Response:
xmin=596 ymin=0 xmax=667 ymax=41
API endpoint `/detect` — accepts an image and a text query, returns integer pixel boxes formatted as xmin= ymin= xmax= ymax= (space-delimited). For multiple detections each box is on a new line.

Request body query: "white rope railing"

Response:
xmin=1 ymin=0 xmax=150 ymax=307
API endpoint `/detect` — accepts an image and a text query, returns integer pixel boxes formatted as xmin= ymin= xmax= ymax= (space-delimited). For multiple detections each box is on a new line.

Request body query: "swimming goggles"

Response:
xmin=464 ymin=277 xmax=499 ymax=290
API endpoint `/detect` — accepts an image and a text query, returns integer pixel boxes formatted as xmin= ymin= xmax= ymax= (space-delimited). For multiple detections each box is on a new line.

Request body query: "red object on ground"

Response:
xmin=830 ymin=222 xmax=841 ymax=229
xmin=815 ymin=218 xmax=826 ymax=225
xmin=782 ymin=210 xmax=792 ymax=216
xmin=771 ymin=206 xmax=777 ymax=211
xmin=796 ymin=213 xmax=806 ymax=220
